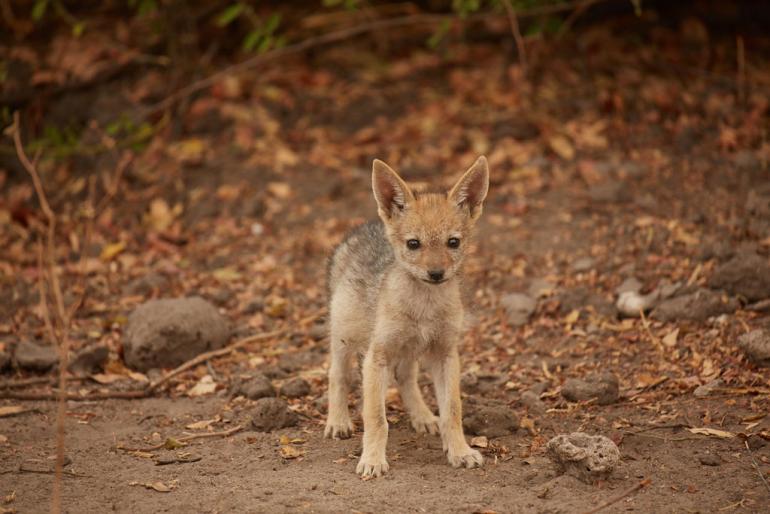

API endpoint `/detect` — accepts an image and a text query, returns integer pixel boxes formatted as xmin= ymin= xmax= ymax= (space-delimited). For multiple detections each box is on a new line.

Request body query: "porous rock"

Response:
xmin=234 ymin=373 xmax=275 ymax=400
xmin=709 ymin=253 xmax=770 ymax=302
xmin=737 ymin=329 xmax=770 ymax=367
xmin=501 ymin=293 xmax=536 ymax=327
xmin=280 ymin=377 xmax=311 ymax=398
xmin=14 ymin=341 xmax=58 ymax=371
xmin=694 ymin=378 xmax=724 ymax=397
xmin=546 ymin=432 xmax=620 ymax=483
xmin=463 ymin=402 xmax=519 ymax=438
xmin=69 ymin=344 xmax=109 ymax=375
xmin=123 ymin=297 xmax=230 ymax=371
xmin=519 ymin=391 xmax=546 ymax=413
xmin=250 ymin=397 xmax=298 ymax=432
xmin=651 ymin=288 xmax=739 ymax=322
xmin=562 ymin=373 xmax=619 ymax=405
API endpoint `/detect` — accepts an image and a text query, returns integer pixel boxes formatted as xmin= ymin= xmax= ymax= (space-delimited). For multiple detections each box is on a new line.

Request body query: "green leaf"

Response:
xmin=217 ymin=3 xmax=244 ymax=27
xmin=31 ymin=0 xmax=50 ymax=21
xmin=72 ymin=21 xmax=86 ymax=37
xmin=263 ymin=13 xmax=281 ymax=35
xmin=427 ymin=19 xmax=451 ymax=49
xmin=242 ymin=29 xmax=262 ymax=52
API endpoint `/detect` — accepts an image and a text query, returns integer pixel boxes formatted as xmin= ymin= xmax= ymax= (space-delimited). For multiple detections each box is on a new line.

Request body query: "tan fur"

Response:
xmin=324 ymin=157 xmax=490 ymax=478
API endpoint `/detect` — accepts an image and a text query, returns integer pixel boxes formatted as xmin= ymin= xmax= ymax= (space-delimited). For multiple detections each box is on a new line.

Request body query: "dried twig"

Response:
xmin=745 ymin=440 xmax=770 ymax=496
xmin=9 ymin=111 xmax=72 ymax=514
xmin=0 ymin=376 xmax=88 ymax=390
xmin=502 ymin=0 xmax=528 ymax=72
xmin=580 ymin=478 xmax=651 ymax=514
xmin=145 ymin=328 xmax=286 ymax=393
xmin=117 ymin=424 xmax=244 ymax=452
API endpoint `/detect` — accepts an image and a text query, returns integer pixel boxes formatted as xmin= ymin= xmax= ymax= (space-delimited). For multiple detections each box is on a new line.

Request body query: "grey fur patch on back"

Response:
xmin=328 ymin=220 xmax=393 ymax=302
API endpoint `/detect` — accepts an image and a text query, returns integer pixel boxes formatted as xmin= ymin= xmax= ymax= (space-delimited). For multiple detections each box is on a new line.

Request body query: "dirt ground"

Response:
xmin=2 ymin=5 xmax=770 ymax=513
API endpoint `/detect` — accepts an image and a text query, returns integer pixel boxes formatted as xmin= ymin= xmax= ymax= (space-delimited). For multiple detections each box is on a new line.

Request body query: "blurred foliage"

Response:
xmin=7 ymin=1 xmax=575 ymax=54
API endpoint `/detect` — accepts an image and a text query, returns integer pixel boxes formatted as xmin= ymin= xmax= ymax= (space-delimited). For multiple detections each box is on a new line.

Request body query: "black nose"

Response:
xmin=428 ymin=270 xmax=445 ymax=282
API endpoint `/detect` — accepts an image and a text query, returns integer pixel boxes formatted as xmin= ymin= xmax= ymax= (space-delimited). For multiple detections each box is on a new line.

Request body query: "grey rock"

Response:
xmin=709 ymin=253 xmax=770 ymax=302
xmin=737 ymin=330 xmax=770 ymax=367
xmin=501 ymin=293 xmax=536 ymax=326
xmin=699 ymin=453 xmax=721 ymax=466
xmin=278 ymin=351 xmax=324 ymax=373
xmin=572 ymin=257 xmax=595 ymax=273
xmin=250 ymin=398 xmax=298 ymax=432
xmin=546 ymin=432 xmax=620 ymax=483
xmin=123 ymin=297 xmax=231 ymax=371
xmin=615 ymin=277 xmax=643 ymax=295
xmin=559 ymin=287 xmax=615 ymax=317
xmin=461 ymin=372 xmax=480 ymax=394
xmin=588 ymin=181 xmax=625 ymax=203
xmin=694 ymin=378 xmax=724 ymax=397
xmin=69 ymin=344 xmax=109 ymax=375
xmin=280 ymin=377 xmax=311 ymax=398
xmin=124 ymin=272 xmax=169 ymax=296
xmin=259 ymin=365 xmax=289 ymax=380
xmin=235 ymin=374 xmax=275 ymax=400
xmin=463 ymin=402 xmax=519 ymax=438
xmin=528 ymin=278 xmax=554 ymax=299
xmin=313 ymin=394 xmax=328 ymax=414
xmin=519 ymin=391 xmax=546 ymax=413
xmin=15 ymin=341 xmax=58 ymax=371
xmin=651 ymin=288 xmax=739 ymax=322
xmin=562 ymin=373 xmax=619 ymax=405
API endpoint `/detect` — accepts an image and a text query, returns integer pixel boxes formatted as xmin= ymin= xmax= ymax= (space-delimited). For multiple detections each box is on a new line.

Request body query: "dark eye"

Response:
xmin=406 ymin=239 xmax=421 ymax=250
xmin=447 ymin=237 xmax=460 ymax=249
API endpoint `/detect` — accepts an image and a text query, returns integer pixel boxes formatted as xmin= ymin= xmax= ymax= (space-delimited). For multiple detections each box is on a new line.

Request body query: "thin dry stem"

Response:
xmin=502 ymin=0 xmax=528 ymax=72
xmin=580 ymin=478 xmax=651 ymax=514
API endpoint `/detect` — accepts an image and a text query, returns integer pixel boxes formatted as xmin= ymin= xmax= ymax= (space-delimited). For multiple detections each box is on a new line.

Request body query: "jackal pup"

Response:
xmin=324 ymin=156 xmax=490 ymax=477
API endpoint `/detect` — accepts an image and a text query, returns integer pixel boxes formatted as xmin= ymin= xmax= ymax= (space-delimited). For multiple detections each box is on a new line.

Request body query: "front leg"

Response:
xmin=431 ymin=347 xmax=483 ymax=469
xmin=356 ymin=348 xmax=390 ymax=478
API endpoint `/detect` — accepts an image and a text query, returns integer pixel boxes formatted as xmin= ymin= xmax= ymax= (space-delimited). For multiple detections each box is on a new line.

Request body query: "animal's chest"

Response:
xmin=402 ymin=297 xmax=459 ymax=351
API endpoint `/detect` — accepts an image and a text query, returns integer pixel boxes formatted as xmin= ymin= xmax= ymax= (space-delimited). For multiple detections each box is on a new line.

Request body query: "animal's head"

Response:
xmin=371 ymin=156 xmax=489 ymax=285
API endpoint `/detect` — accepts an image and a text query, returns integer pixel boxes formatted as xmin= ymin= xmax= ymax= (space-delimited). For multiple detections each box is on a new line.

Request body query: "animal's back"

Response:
xmin=328 ymin=220 xmax=393 ymax=306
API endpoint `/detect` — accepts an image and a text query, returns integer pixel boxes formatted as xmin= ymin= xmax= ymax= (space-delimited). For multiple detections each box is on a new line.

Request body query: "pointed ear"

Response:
xmin=448 ymin=156 xmax=489 ymax=220
xmin=372 ymin=159 xmax=414 ymax=220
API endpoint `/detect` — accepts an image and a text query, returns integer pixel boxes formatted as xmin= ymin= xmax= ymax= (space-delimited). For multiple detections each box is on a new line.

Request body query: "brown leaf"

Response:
xmin=0 ymin=406 xmax=29 ymax=418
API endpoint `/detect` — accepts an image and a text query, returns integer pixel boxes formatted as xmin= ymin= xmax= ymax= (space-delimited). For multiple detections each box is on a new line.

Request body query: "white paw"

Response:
xmin=324 ymin=417 xmax=354 ymax=439
xmin=447 ymin=446 xmax=484 ymax=469
xmin=411 ymin=413 xmax=440 ymax=435
xmin=356 ymin=455 xmax=390 ymax=478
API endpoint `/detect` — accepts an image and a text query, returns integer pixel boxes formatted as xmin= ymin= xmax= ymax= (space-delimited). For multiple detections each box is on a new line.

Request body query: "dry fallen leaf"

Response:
xmin=662 ymin=328 xmax=679 ymax=347
xmin=688 ymin=427 xmax=735 ymax=439
xmin=90 ymin=373 xmax=125 ymax=385
xmin=280 ymin=445 xmax=304 ymax=459
xmin=548 ymin=135 xmax=575 ymax=160
xmin=470 ymin=436 xmax=489 ymax=448
xmin=186 ymin=419 xmax=215 ymax=430
xmin=0 ymin=434 xmax=8 ymax=444
xmin=99 ymin=241 xmax=126 ymax=261
xmin=187 ymin=375 xmax=217 ymax=397
xmin=129 ymin=480 xmax=175 ymax=493
xmin=0 ymin=406 xmax=29 ymax=418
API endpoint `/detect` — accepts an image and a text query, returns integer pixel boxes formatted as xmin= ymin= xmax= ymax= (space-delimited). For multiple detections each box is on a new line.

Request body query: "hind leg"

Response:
xmin=324 ymin=328 xmax=356 ymax=439
xmin=396 ymin=359 xmax=439 ymax=435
